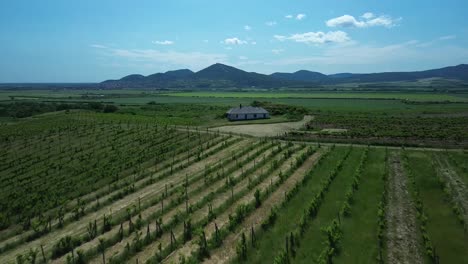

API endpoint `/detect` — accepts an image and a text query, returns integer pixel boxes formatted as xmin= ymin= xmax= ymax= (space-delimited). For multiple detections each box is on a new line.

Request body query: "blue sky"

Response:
xmin=0 ymin=0 xmax=467 ymax=82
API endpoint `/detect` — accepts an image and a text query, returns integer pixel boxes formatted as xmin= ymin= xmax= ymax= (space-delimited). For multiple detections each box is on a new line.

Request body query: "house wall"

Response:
xmin=227 ymin=113 xmax=269 ymax=121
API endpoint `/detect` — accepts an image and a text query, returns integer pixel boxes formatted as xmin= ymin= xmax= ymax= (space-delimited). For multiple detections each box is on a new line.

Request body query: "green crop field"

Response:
xmin=0 ymin=111 xmax=467 ymax=264
xmin=162 ymin=91 xmax=468 ymax=102
xmin=2 ymin=0 xmax=468 ymax=263
xmin=0 ymin=90 xmax=468 ymax=264
xmin=2 ymin=89 xmax=468 ymax=147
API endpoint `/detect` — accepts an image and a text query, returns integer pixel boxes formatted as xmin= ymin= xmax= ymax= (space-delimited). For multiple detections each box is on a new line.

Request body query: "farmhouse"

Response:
xmin=226 ymin=105 xmax=270 ymax=121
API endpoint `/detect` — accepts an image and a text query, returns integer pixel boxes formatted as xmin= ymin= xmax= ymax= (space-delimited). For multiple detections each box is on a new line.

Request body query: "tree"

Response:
xmin=103 ymin=104 xmax=118 ymax=113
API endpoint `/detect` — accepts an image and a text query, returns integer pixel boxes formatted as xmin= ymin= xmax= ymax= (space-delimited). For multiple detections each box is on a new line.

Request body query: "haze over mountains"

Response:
xmin=100 ymin=63 xmax=468 ymax=89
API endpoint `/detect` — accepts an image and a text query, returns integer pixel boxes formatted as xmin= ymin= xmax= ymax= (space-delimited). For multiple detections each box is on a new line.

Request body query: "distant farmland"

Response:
xmin=162 ymin=91 xmax=468 ymax=102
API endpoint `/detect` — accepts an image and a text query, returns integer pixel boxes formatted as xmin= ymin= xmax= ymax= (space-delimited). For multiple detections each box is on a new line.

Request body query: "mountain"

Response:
xmin=100 ymin=63 xmax=468 ymax=89
xmin=270 ymin=70 xmax=327 ymax=82
xmin=101 ymin=69 xmax=194 ymax=89
xmin=270 ymin=64 xmax=468 ymax=83
xmin=193 ymin=63 xmax=288 ymax=87
xmin=328 ymin=64 xmax=468 ymax=83
xmin=119 ymin=74 xmax=145 ymax=81
xmin=164 ymin=69 xmax=194 ymax=78
xmin=328 ymin=73 xmax=354 ymax=79
xmin=194 ymin=63 xmax=245 ymax=79
xmin=101 ymin=63 xmax=293 ymax=89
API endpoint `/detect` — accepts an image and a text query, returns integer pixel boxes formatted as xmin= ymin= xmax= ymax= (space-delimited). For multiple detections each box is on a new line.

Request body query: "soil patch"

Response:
xmin=211 ymin=116 xmax=313 ymax=137
xmin=385 ymin=152 xmax=423 ymax=264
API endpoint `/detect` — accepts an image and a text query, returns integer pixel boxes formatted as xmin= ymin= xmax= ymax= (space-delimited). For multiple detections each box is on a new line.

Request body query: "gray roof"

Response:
xmin=226 ymin=106 xmax=269 ymax=114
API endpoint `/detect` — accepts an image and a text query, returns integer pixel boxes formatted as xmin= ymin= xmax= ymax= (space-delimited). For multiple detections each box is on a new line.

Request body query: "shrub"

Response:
xmin=236 ymin=232 xmax=248 ymax=261
xmin=103 ymin=104 xmax=119 ymax=113
xmin=254 ymin=189 xmax=261 ymax=208
xmin=52 ymin=236 xmax=79 ymax=258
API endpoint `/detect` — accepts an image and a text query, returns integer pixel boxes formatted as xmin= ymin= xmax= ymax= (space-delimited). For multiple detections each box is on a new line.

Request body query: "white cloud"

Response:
xmin=285 ymin=14 xmax=306 ymax=20
xmin=274 ymin=31 xmax=350 ymax=44
xmin=98 ymin=47 xmax=227 ymax=70
xmin=266 ymin=40 xmax=468 ymax=68
xmin=223 ymin=37 xmax=248 ymax=45
xmin=272 ymin=49 xmax=284 ymax=54
xmin=361 ymin=12 xmax=375 ymax=19
xmin=326 ymin=13 xmax=399 ymax=28
xmin=239 ymin=56 xmax=248 ymax=60
xmin=274 ymin=35 xmax=286 ymax=41
xmin=152 ymin=40 xmax=174 ymax=45
xmin=367 ymin=16 xmax=399 ymax=27
xmin=439 ymin=35 xmax=456 ymax=40
xmin=220 ymin=39 xmax=468 ymax=74
xmin=415 ymin=35 xmax=457 ymax=48
xmin=326 ymin=15 xmax=365 ymax=28
xmin=244 ymin=25 xmax=252 ymax=31
xmin=266 ymin=21 xmax=277 ymax=26
xmin=90 ymin=44 xmax=108 ymax=49
xmin=203 ymin=40 xmax=209 ymax=43
xmin=251 ymin=41 xmax=257 ymax=45
xmin=296 ymin=14 xmax=306 ymax=20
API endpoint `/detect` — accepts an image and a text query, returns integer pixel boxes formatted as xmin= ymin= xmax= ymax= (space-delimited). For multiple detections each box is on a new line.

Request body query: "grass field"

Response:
xmin=334 ymin=148 xmax=385 ymax=263
xmin=162 ymin=91 xmax=468 ymax=102
xmin=2 ymin=90 xmax=468 ymax=116
xmin=2 ymin=89 xmax=468 ymax=147
xmin=406 ymin=151 xmax=468 ymax=263
xmin=293 ymin=147 xmax=364 ymax=263
xmin=2 ymin=90 xmax=468 ymax=102
xmin=1 ymin=111 xmax=467 ymax=264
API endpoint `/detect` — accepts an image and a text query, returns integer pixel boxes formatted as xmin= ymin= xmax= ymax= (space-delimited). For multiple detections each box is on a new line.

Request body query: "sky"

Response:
xmin=0 ymin=0 xmax=467 ymax=82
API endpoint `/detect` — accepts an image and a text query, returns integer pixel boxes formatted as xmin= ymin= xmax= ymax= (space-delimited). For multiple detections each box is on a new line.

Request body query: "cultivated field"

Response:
xmin=2 ymin=89 xmax=468 ymax=148
xmin=162 ymin=91 xmax=468 ymax=102
xmin=0 ymin=111 xmax=467 ymax=264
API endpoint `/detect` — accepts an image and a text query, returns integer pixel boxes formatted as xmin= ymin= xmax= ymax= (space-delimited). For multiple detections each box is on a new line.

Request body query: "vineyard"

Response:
xmin=0 ymin=112 xmax=467 ymax=264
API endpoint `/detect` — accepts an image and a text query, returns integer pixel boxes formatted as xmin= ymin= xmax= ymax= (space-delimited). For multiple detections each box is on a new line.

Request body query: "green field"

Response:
xmin=0 ymin=111 xmax=467 ymax=264
xmin=241 ymin=146 xmax=350 ymax=263
xmin=162 ymin=91 xmax=468 ymax=102
xmin=2 ymin=89 xmax=468 ymax=148
xmin=2 ymin=0 xmax=468 ymax=262
xmin=406 ymin=151 xmax=468 ymax=263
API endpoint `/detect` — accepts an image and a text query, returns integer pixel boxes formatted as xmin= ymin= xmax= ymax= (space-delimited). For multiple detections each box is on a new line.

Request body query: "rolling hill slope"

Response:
xmin=99 ymin=63 xmax=468 ymax=89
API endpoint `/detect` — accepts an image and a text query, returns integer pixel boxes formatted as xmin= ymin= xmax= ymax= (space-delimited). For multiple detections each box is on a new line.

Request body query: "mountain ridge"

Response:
xmin=99 ymin=63 xmax=468 ymax=89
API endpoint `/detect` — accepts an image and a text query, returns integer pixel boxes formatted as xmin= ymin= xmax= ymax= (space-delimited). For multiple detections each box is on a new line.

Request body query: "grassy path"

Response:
xmin=334 ymin=148 xmax=385 ymax=263
xmin=407 ymin=151 xmax=468 ymax=263
xmin=433 ymin=153 xmax=468 ymax=225
xmin=289 ymin=147 xmax=363 ymax=263
xmin=447 ymin=151 xmax=468 ymax=186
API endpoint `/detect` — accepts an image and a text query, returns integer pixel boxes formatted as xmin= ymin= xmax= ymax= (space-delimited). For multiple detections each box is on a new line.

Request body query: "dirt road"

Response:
xmin=211 ymin=116 xmax=313 ymax=137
